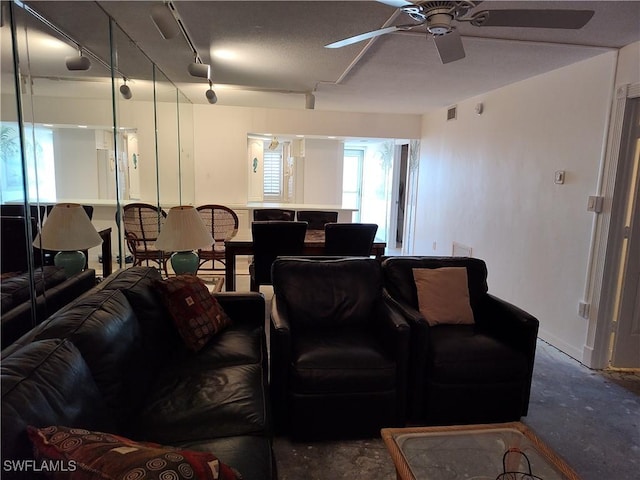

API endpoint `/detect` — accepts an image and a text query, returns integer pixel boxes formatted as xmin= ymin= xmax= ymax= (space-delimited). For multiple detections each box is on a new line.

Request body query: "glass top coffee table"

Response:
xmin=381 ymin=422 xmax=580 ymax=480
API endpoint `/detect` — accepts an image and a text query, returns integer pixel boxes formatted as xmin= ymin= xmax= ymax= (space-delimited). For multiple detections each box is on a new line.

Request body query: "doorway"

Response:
xmin=610 ymin=96 xmax=640 ymax=368
xmin=342 ymin=139 xmax=417 ymax=254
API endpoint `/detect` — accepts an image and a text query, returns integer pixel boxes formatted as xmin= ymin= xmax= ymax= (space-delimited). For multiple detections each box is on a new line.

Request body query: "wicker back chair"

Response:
xmin=196 ymin=204 xmax=239 ymax=272
xmin=121 ymin=203 xmax=168 ymax=273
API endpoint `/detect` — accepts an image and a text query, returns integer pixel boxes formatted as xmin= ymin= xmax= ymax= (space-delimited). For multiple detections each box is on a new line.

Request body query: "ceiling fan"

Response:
xmin=325 ymin=1 xmax=595 ymax=64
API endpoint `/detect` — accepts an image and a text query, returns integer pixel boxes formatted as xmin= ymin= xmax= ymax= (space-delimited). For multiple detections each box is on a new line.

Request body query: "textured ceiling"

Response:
xmin=16 ymin=1 xmax=640 ymax=114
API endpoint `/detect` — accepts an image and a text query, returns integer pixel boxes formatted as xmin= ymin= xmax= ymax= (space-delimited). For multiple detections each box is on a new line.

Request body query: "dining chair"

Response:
xmin=324 ymin=223 xmax=378 ymax=256
xmin=120 ymin=203 xmax=168 ymax=273
xmin=253 ymin=208 xmax=295 ymax=221
xmin=195 ymin=204 xmax=239 ymax=272
xmin=249 ymin=221 xmax=307 ymax=292
xmin=296 ymin=210 xmax=338 ymax=230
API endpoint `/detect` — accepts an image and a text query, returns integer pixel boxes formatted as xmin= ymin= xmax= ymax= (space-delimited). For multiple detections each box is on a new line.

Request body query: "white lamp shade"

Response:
xmin=155 ymin=206 xmax=213 ymax=251
xmin=33 ymin=203 xmax=102 ymax=251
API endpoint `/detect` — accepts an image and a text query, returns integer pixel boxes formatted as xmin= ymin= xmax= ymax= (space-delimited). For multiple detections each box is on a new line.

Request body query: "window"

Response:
xmin=263 ymin=147 xmax=283 ymax=200
xmin=1 ymin=122 xmax=56 ymax=203
xmin=343 ymin=149 xmax=364 ymax=221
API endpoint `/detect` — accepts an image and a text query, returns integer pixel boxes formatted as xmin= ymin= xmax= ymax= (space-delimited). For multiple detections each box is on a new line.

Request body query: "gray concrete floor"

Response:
xmin=271 ymin=339 xmax=640 ymax=480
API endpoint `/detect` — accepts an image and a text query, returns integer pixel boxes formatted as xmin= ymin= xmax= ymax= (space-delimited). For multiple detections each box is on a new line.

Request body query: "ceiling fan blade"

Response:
xmin=376 ymin=0 xmax=415 ymax=8
xmin=475 ymin=9 xmax=595 ymax=29
xmin=433 ymin=29 xmax=465 ymax=64
xmin=325 ymin=25 xmax=402 ymax=49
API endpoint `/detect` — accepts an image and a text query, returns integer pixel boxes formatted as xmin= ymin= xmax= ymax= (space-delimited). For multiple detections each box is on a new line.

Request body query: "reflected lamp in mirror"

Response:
xmin=154 ymin=206 xmax=213 ymax=275
xmin=32 ymin=203 xmax=102 ymax=277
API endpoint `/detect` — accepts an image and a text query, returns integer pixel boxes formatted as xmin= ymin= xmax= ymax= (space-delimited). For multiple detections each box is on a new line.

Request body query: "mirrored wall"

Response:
xmin=0 ymin=0 xmax=194 ymax=340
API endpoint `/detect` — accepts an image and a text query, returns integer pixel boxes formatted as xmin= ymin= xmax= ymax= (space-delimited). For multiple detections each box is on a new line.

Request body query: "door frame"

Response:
xmin=586 ymin=82 xmax=640 ymax=369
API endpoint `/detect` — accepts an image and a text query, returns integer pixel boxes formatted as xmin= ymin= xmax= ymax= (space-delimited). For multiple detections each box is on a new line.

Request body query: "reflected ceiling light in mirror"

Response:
xmin=65 ymin=49 xmax=91 ymax=71
xmin=305 ymin=93 xmax=315 ymax=110
xmin=206 ymin=80 xmax=217 ymax=104
xmin=188 ymin=61 xmax=211 ymax=79
xmin=151 ymin=2 xmax=180 ymax=39
xmin=119 ymin=78 xmax=132 ymax=100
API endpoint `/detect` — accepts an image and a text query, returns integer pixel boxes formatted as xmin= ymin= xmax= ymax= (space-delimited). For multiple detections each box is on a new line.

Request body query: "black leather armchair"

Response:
xmin=381 ymin=256 xmax=539 ymax=425
xmin=270 ymin=257 xmax=410 ymax=439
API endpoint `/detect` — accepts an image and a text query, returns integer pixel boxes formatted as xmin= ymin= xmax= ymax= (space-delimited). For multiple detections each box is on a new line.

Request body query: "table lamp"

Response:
xmin=32 ymin=203 xmax=103 ymax=277
xmin=154 ymin=205 xmax=214 ymax=275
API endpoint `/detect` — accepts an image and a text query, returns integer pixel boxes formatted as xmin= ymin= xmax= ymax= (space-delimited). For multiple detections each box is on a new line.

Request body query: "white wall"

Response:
xmin=415 ymin=51 xmax=618 ymax=362
xmin=192 ymin=105 xmax=421 ymax=205
xmin=53 ymin=128 xmax=99 ymax=200
xmin=302 ymin=138 xmax=344 ymax=204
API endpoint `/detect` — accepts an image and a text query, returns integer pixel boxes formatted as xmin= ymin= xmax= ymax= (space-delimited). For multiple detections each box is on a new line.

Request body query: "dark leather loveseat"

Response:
xmin=1 ymin=266 xmax=96 ymax=349
xmin=1 ymin=267 xmax=275 ymax=480
xmin=381 ymin=256 xmax=539 ymax=426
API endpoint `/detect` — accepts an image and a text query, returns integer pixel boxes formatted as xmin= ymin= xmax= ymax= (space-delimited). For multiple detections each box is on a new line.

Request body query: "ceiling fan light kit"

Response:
xmin=326 ymin=0 xmax=595 ymax=65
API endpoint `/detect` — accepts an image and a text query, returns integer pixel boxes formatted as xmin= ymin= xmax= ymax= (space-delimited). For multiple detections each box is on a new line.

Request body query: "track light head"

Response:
xmin=119 ymin=83 xmax=132 ymax=100
xmin=205 ymin=88 xmax=217 ymax=104
xmin=305 ymin=93 xmax=315 ymax=110
xmin=188 ymin=62 xmax=211 ymax=79
xmin=151 ymin=3 xmax=181 ymax=39
xmin=65 ymin=52 xmax=91 ymax=71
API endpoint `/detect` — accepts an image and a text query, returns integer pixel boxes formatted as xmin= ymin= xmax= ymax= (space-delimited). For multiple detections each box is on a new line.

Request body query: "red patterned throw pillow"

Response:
xmin=27 ymin=425 xmax=241 ymax=480
xmin=155 ymin=275 xmax=231 ymax=352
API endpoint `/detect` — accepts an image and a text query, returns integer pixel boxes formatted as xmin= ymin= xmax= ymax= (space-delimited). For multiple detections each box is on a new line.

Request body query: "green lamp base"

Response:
xmin=54 ymin=250 xmax=86 ymax=277
xmin=170 ymin=251 xmax=199 ymax=275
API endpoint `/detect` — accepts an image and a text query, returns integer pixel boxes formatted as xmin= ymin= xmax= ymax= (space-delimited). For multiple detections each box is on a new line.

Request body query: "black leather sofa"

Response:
xmin=1 ymin=266 xmax=96 ymax=349
xmin=1 ymin=267 xmax=275 ymax=480
xmin=381 ymin=256 xmax=539 ymax=425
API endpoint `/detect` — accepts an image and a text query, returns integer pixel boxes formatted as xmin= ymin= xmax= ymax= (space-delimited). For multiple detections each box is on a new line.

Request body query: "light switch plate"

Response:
xmin=554 ymin=171 xmax=565 ymax=184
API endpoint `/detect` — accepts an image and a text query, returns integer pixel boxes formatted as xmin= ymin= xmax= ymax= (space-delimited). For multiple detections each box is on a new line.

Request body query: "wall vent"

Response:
xmin=447 ymin=105 xmax=457 ymax=121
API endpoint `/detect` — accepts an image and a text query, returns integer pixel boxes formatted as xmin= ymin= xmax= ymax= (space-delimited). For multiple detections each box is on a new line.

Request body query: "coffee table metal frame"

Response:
xmin=381 ymin=422 xmax=580 ymax=480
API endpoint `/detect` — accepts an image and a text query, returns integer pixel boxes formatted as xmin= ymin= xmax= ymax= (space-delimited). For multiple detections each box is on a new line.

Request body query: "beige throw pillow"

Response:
xmin=412 ymin=267 xmax=475 ymax=326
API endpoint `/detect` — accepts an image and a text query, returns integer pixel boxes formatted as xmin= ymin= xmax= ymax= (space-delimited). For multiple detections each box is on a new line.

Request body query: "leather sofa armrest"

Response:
xmin=212 ymin=292 xmax=265 ymax=329
xmin=475 ymin=294 xmax=539 ymax=415
xmin=269 ymin=294 xmax=292 ymax=433
xmin=475 ymin=294 xmax=539 ymax=352
xmin=378 ymin=299 xmax=410 ymax=424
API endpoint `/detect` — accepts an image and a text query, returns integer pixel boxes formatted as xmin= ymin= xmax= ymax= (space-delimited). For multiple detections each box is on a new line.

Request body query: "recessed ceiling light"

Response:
xmin=328 ymin=136 xmax=336 ymax=139
xmin=296 ymin=135 xmax=304 ymax=138
xmin=42 ymin=124 xmax=53 ymax=127
xmin=78 ymin=125 xmax=88 ymax=128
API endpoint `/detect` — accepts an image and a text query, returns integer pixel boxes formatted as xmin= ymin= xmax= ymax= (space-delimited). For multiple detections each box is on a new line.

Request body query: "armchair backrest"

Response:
xmin=272 ymin=257 xmax=382 ymax=330
xmin=381 ymin=256 xmax=489 ymax=311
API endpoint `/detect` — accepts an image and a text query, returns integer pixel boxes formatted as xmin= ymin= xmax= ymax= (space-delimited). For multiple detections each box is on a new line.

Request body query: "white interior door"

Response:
xmin=611 ymin=98 xmax=640 ymax=368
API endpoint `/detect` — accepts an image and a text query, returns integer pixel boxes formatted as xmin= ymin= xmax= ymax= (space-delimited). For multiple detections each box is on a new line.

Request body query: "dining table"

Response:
xmin=223 ymin=229 xmax=387 ymax=291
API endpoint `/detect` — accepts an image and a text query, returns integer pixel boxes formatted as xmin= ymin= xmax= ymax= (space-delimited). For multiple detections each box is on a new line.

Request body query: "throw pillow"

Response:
xmin=412 ymin=267 xmax=475 ymax=326
xmin=27 ymin=425 xmax=241 ymax=480
xmin=154 ymin=275 xmax=231 ymax=352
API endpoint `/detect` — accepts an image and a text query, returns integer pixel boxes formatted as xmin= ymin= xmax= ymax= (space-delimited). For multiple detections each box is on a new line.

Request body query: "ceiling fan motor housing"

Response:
xmin=427 ymin=11 xmax=454 ymax=35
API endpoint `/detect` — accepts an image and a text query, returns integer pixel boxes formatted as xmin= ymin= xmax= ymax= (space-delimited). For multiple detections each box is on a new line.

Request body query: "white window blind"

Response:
xmin=263 ymin=150 xmax=282 ymax=198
